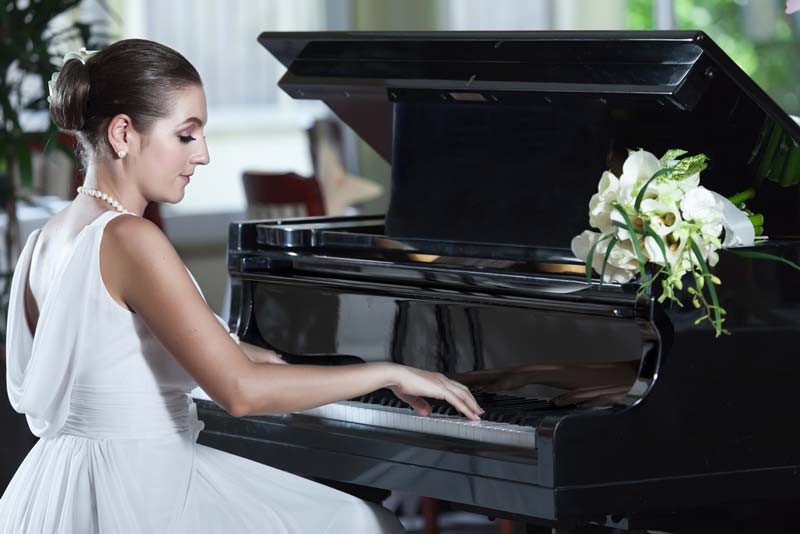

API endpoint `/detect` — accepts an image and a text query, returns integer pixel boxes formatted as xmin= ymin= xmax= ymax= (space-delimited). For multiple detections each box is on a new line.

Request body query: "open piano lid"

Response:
xmin=258 ymin=31 xmax=800 ymax=250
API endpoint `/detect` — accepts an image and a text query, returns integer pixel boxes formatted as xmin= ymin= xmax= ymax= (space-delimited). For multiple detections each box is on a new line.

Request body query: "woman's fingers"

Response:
xmin=265 ymin=353 xmax=288 ymax=365
xmin=455 ymin=383 xmax=483 ymax=415
xmin=404 ymin=395 xmax=432 ymax=417
xmin=443 ymin=390 xmax=481 ymax=421
xmin=442 ymin=378 xmax=483 ymax=416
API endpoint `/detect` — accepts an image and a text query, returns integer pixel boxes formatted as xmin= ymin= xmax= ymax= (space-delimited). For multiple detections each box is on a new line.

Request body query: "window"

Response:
xmin=118 ymin=0 xmax=331 ymax=213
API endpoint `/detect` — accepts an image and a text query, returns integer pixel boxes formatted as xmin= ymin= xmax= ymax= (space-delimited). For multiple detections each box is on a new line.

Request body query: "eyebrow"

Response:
xmin=178 ymin=117 xmax=205 ymax=128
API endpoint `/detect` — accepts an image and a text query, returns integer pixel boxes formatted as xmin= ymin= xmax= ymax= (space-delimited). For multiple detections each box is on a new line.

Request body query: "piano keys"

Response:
xmin=195 ymin=30 xmax=800 ymax=531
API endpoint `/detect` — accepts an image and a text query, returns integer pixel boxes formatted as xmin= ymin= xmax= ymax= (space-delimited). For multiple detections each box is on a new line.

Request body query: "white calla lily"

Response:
xmin=618 ymin=149 xmax=660 ymax=204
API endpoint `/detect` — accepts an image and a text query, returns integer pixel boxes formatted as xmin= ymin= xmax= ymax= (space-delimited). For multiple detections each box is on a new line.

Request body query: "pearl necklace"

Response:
xmin=76 ymin=186 xmax=134 ymax=215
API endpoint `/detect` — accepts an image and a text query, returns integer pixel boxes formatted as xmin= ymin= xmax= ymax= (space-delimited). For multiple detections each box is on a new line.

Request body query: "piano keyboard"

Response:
xmin=298 ymin=399 xmax=537 ymax=449
xmin=192 ymin=387 xmax=549 ymax=449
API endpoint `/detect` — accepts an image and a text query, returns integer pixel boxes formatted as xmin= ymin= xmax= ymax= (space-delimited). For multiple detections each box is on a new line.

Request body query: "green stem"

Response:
xmin=688 ymin=239 xmax=724 ymax=337
xmin=748 ymin=214 xmax=764 ymax=228
xmin=728 ymin=188 xmax=756 ymax=206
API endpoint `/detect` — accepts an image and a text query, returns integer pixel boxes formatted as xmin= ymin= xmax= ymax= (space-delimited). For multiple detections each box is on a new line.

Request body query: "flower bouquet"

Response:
xmin=571 ymin=148 xmax=781 ymax=337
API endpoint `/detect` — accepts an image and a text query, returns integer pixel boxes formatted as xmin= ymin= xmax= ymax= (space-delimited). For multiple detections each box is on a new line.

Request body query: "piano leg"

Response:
xmin=421 ymin=497 xmax=439 ymax=534
xmin=497 ymin=518 xmax=516 ymax=534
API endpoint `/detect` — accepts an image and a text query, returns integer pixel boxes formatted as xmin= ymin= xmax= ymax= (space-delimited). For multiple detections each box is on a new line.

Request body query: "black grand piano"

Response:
xmin=194 ymin=31 xmax=800 ymax=531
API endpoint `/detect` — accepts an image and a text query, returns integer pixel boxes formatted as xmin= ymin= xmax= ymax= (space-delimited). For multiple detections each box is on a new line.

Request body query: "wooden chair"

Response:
xmin=241 ymin=171 xmax=325 ymax=220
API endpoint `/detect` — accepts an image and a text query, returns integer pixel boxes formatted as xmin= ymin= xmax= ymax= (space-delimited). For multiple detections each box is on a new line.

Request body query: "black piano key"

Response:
xmin=348 ymin=388 xmax=569 ymax=428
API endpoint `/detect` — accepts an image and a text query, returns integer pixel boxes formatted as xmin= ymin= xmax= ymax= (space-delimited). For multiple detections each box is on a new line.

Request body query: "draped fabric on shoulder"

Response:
xmin=5 ymin=227 xmax=98 ymax=438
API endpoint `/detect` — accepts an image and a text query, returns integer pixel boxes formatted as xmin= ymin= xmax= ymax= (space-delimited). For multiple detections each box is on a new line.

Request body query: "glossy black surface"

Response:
xmin=197 ymin=31 xmax=800 ymax=529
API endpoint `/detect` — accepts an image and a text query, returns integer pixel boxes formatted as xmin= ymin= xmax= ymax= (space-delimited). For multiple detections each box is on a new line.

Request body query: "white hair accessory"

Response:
xmin=47 ymin=47 xmax=99 ymax=105
xmin=62 ymin=47 xmax=98 ymax=65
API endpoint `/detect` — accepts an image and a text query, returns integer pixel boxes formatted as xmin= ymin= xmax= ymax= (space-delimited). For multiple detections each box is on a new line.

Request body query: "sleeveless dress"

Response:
xmin=0 ymin=210 xmax=405 ymax=534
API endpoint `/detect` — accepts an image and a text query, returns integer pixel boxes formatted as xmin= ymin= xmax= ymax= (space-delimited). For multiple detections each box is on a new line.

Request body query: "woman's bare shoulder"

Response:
xmin=104 ymin=212 xmax=167 ymax=249
xmin=100 ymin=213 xmax=183 ymax=310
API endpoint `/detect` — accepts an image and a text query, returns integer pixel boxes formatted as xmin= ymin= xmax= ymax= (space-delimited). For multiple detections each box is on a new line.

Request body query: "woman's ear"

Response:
xmin=107 ymin=114 xmax=134 ymax=159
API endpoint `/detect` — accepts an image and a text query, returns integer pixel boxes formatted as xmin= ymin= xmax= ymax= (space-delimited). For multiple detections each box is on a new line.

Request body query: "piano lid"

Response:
xmin=258 ymin=31 xmax=800 ymax=249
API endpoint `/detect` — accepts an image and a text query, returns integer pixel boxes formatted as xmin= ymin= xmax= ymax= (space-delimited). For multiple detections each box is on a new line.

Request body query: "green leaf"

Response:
xmin=0 ymin=140 xmax=7 ymax=176
xmin=670 ymin=153 xmax=709 ymax=180
xmin=15 ymin=141 xmax=33 ymax=190
xmin=613 ymin=204 xmax=647 ymax=281
xmin=634 ymin=167 xmax=673 ymax=211
xmin=642 ymin=224 xmax=671 ymax=276
xmin=660 ymin=148 xmax=688 ymax=166
xmin=778 ymin=142 xmax=800 ymax=187
xmin=585 ymin=233 xmax=615 ymax=285
xmin=599 ymin=236 xmax=619 ymax=288
xmin=729 ymin=250 xmax=800 ymax=273
xmin=754 ymin=122 xmax=783 ymax=186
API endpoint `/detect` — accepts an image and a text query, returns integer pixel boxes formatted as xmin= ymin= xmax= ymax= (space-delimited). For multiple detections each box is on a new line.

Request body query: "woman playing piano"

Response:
xmin=0 ymin=39 xmax=482 ymax=533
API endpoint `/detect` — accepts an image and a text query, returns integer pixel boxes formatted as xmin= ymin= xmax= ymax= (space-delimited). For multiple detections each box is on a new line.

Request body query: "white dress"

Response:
xmin=0 ymin=210 xmax=405 ymax=534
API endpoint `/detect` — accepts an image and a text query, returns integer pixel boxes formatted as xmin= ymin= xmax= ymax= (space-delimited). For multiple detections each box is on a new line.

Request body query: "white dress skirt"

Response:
xmin=0 ymin=210 xmax=405 ymax=533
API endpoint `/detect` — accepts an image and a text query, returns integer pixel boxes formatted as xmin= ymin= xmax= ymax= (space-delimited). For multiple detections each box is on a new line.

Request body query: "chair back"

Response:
xmin=242 ymin=171 xmax=325 ymax=219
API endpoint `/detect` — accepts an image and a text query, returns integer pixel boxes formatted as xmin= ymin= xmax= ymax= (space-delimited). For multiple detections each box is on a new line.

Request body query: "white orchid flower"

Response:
xmin=673 ymin=172 xmax=701 ymax=192
xmin=652 ymin=180 xmax=684 ymax=210
xmin=680 ymin=186 xmax=723 ymax=224
xmin=700 ymin=222 xmax=723 ymax=239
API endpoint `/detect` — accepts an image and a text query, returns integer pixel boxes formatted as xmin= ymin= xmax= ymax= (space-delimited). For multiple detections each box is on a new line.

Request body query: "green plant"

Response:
xmin=0 ymin=0 xmax=112 ymax=343
xmin=626 ymin=0 xmax=800 ymax=114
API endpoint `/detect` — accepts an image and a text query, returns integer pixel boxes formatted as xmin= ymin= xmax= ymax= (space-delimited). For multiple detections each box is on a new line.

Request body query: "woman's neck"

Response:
xmin=81 ymin=161 xmax=147 ymax=216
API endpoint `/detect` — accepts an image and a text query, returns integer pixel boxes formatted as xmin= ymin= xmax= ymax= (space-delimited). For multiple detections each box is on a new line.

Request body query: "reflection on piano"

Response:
xmin=194 ymin=31 xmax=800 ymax=531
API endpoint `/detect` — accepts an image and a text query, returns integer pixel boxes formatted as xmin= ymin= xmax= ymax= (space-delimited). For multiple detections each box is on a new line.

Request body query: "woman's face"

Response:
xmin=135 ymin=84 xmax=210 ymax=203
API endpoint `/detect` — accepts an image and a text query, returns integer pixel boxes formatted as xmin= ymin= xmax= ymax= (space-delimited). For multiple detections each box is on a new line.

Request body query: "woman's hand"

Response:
xmin=387 ymin=365 xmax=484 ymax=421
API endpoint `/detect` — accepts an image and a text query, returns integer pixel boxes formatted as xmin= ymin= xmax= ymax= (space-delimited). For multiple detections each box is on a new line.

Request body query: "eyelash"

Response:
xmin=179 ymin=134 xmax=197 ymax=144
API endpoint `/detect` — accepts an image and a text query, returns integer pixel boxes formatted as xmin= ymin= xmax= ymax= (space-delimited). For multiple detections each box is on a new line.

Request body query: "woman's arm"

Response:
xmin=101 ymin=215 xmax=482 ymax=420
xmin=239 ymin=342 xmax=286 ymax=365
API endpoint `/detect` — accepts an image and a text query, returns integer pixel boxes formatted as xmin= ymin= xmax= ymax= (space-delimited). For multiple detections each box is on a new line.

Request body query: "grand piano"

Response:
xmin=194 ymin=31 xmax=800 ymax=531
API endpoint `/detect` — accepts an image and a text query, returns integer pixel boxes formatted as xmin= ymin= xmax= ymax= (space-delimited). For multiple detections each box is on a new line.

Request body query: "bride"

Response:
xmin=0 ymin=39 xmax=482 ymax=533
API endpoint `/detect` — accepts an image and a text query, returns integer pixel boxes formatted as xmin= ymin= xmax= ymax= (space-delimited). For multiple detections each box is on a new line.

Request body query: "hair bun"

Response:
xmin=49 ymin=58 xmax=90 ymax=131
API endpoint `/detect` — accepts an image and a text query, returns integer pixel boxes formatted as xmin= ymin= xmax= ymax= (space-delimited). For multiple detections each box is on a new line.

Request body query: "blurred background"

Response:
xmin=1 ymin=2 xmax=799 ymax=530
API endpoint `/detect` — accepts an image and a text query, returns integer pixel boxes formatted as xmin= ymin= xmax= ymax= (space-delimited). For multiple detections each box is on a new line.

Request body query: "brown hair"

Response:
xmin=49 ymin=39 xmax=202 ymax=159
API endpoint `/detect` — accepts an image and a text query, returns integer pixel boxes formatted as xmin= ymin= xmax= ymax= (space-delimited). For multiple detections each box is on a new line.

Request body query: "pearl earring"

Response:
xmin=117 ymin=150 xmax=127 ymax=159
